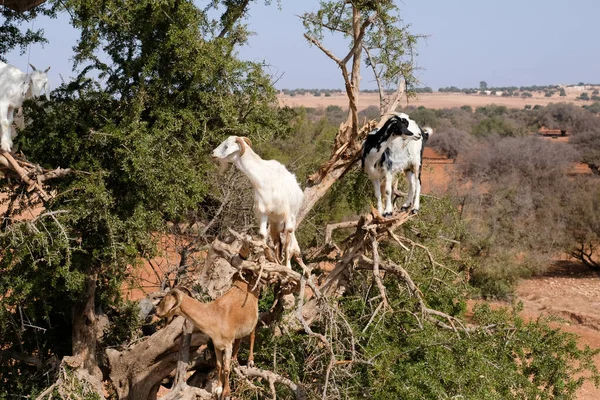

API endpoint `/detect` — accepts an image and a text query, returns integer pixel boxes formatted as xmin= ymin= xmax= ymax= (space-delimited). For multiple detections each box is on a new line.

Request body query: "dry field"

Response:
xmin=279 ymin=91 xmax=594 ymax=111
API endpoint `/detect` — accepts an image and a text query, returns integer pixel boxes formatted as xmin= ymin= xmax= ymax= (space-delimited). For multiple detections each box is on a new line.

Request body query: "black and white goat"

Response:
xmin=211 ymin=136 xmax=304 ymax=268
xmin=361 ymin=112 xmax=432 ymax=217
xmin=0 ymin=62 xmax=50 ymax=152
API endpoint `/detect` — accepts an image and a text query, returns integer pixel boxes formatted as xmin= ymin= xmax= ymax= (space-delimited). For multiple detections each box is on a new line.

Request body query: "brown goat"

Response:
xmin=156 ymin=273 xmax=259 ymax=399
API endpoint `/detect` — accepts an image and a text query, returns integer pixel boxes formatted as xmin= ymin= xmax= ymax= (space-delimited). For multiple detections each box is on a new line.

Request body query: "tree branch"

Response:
xmin=303 ymin=33 xmax=343 ymax=65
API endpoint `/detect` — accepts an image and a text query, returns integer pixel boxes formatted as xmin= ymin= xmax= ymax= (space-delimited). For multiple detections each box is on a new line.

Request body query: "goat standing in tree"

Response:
xmin=155 ymin=272 xmax=260 ymax=399
xmin=0 ymin=62 xmax=51 ymax=152
xmin=362 ymin=112 xmax=432 ymax=216
xmin=211 ymin=136 xmax=304 ymax=268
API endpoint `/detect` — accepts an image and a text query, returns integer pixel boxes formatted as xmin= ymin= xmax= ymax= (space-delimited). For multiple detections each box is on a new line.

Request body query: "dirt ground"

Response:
xmin=279 ymin=91 xmax=593 ymax=111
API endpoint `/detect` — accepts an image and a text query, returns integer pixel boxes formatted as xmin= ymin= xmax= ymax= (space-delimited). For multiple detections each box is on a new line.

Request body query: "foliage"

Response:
xmin=301 ymin=0 xmax=421 ymax=103
xmin=0 ymin=0 xmax=285 ymax=395
xmin=249 ymin=196 xmax=599 ymax=399
xmin=0 ymin=3 xmax=58 ymax=61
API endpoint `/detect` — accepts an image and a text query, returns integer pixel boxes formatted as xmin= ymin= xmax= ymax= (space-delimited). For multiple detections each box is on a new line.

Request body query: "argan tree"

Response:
xmin=0 ymin=0 xmax=287 ymax=396
xmin=297 ymin=0 xmax=420 ymax=223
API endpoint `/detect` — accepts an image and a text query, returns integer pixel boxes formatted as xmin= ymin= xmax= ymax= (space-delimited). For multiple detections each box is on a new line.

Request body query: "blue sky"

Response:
xmin=5 ymin=0 xmax=600 ymax=90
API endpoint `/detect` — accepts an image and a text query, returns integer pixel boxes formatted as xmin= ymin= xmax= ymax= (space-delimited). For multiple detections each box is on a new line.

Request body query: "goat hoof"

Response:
xmin=400 ymin=206 xmax=410 ymax=212
xmin=383 ymin=212 xmax=392 ymax=218
xmin=0 ymin=142 xmax=12 ymax=153
xmin=410 ymin=209 xmax=419 ymax=215
xmin=248 ymin=360 xmax=255 ymax=368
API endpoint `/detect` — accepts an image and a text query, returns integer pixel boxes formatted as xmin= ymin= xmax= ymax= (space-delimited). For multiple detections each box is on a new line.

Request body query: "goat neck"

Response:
xmin=231 ymin=273 xmax=261 ymax=298
xmin=232 ymin=147 xmax=267 ymax=189
xmin=173 ymin=295 xmax=223 ymax=336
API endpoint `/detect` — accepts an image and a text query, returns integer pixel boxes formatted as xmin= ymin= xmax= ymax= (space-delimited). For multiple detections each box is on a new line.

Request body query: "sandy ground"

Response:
xmin=279 ymin=91 xmax=593 ymax=111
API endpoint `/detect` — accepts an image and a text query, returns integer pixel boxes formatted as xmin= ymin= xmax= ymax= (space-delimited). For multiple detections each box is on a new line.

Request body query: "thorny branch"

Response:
xmin=0 ymin=150 xmax=73 ymax=203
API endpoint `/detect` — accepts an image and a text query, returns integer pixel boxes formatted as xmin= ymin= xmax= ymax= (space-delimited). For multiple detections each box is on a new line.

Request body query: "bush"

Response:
xmin=427 ymin=127 xmax=473 ymax=159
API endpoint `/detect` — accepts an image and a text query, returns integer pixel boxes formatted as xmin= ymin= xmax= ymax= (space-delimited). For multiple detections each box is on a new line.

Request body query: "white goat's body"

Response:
xmin=0 ymin=61 xmax=50 ymax=152
xmin=362 ymin=113 xmax=432 ymax=216
xmin=212 ymin=136 xmax=304 ymax=267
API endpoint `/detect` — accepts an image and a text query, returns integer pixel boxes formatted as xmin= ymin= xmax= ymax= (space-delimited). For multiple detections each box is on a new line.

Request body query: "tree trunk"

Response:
xmin=71 ymin=271 xmax=103 ymax=382
xmin=297 ymin=120 xmax=378 ymax=226
xmin=106 ymin=316 xmax=210 ymax=400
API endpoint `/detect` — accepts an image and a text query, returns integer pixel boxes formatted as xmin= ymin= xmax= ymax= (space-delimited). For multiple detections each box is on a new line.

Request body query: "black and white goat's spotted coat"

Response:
xmin=361 ymin=112 xmax=432 ymax=217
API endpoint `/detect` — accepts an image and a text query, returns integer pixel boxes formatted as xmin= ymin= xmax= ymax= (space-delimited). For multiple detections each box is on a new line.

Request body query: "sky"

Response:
xmin=5 ymin=0 xmax=600 ymax=91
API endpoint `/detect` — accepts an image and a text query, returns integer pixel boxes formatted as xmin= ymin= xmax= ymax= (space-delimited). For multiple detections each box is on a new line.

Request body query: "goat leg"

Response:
xmin=248 ymin=328 xmax=255 ymax=368
xmin=214 ymin=348 xmax=224 ymax=398
xmin=231 ymin=339 xmax=242 ymax=365
xmin=222 ymin=345 xmax=233 ymax=399
xmin=383 ymin=171 xmax=394 ymax=217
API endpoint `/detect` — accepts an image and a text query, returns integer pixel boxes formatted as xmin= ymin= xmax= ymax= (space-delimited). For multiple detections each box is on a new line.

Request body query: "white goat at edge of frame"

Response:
xmin=211 ymin=136 xmax=304 ymax=268
xmin=361 ymin=112 xmax=433 ymax=217
xmin=0 ymin=62 xmax=51 ymax=152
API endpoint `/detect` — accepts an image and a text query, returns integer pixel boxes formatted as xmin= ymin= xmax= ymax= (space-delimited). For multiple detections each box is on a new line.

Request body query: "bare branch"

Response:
xmin=303 ymin=34 xmax=343 ymax=65
xmin=235 ymin=365 xmax=307 ymax=400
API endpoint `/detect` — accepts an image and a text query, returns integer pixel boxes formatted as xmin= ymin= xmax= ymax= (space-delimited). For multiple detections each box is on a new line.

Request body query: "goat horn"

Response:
xmin=235 ymin=137 xmax=247 ymax=156
xmin=176 ymin=287 xmax=193 ymax=297
xmin=29 ymin=63 xmax=37 ymax=71
xmin=242 ymin=136 xmax=252 ymax=147
xmin=44 ymin=66 xmax=51 ymax=73
xmin=169 ymin=288 xmax=185 ymax=311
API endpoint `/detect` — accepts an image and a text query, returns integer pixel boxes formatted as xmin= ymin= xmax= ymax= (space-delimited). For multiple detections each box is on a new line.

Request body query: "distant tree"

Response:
xmin=563 ymin=176 xmax=600 ymax=270
xmin=583 ymin=101 xmax=600 ymax=114
xmin=559 ymin=88 xmax=567 ymax=96
xmin=480 ymin=80 xmax=488 ymax=90
xmin=521 ymin=91 xmax=533 ymax=98
xmin=579 ymin=92 xmax=590 ymax=101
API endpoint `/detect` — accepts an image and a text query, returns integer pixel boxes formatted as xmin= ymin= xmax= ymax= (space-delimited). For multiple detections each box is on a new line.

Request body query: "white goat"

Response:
xmin=362 ymin=112 xmax=432 ymax=217
xmin=155 ymin=272 xmax=259 ymax=399
xmin=211 ymin=136 xmax=304 ymax=268
xmin=0 ymin=62 xmax=50 ymax=152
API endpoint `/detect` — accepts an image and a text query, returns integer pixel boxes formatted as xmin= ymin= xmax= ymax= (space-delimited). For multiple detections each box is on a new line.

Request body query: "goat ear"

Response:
xmin=242 ymin=137 xmax=252 ymax=148
xmin=29 ymin=63 xmax=37 ymax=72
xmin=44 ymin=66 xmax=51 ymax=73
xmin=235 ymin=137 xmax=246 ymax=156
